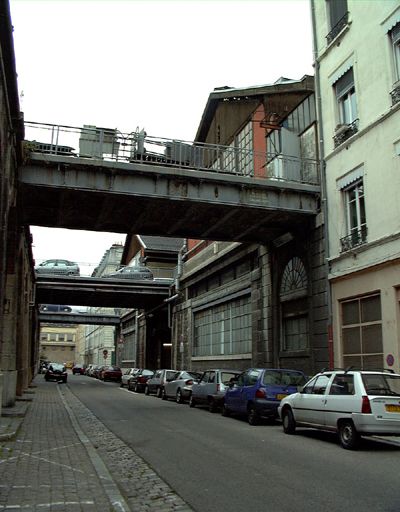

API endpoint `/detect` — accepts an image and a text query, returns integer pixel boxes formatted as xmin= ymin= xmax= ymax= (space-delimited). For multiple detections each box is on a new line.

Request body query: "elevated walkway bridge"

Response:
xmin=20 ymin=122 xmax=321 ymax=244
xmin=35 ymin=275 xmax=173 ymax=311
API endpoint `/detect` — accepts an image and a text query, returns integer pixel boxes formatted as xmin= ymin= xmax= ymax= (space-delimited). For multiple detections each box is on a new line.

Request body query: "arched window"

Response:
xmin=280 ymin=257 xmax=309 ymax=352
xmin=280 ymin=257 xmax=308 ymax=297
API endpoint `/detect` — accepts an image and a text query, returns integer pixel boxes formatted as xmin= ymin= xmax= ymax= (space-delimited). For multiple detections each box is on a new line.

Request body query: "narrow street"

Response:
xmin=69 ymin=375 xmax=400 ymax=512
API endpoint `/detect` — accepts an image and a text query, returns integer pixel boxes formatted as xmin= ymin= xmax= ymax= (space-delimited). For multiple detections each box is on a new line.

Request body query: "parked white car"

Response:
xmin=278 ymin=368 xmax=400 ymax=449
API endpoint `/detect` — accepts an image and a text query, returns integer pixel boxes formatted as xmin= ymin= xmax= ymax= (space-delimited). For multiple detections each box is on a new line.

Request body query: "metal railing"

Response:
xmin=340 ymin=225 xmax=367 ymax=253
xmin=326 ymin=12 xmax=349 ymax=45
xmin=333 ymin=119 xmax=359 ymax=148
xmin=23 ymin=121 xmax=320 ymax=185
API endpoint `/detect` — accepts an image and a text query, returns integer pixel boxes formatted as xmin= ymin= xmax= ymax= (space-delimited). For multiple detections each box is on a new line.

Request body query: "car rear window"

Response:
xmin=362 ymin=374 xmax=400 ymax=396
xmin=263 ymin=370 xmax=306 ymax=386
xmin=220 ymin=372 xmax=241 ymax=385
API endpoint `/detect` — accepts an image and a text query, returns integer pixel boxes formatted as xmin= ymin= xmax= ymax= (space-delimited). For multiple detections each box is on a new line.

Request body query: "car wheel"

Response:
xmin=176 ymin=389 xmax=184 ymax=404
xmin=221 ymin=403 xmax=230 ymax=417
xmin=134 ymin=383 xmax=140 ymax=393
xmin=247 ymin=405 xmax=260 ymax=426
xmin=282 ymin=408 xmax=296 ymax=434
xmin=208 ymin=398 xmax=218 ymax=413
xmin=127 ymin=381 xmax=132 ymax=391
xmin=156 ymin=387 xmax=163 ymax=398
xmin=189 ymin=394 xmax=196 ymax=408
xmin=144 ymin=385 xmax=150 ymax=395
xmin=162 ymin=388 xmax=167 ymax=400
xmin=338 ymin=420 xmax=360 ymax=450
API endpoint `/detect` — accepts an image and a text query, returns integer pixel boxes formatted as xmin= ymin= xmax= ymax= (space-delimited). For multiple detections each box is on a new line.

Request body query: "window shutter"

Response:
xmin=335 ymin=68 xmax=354 ymax=98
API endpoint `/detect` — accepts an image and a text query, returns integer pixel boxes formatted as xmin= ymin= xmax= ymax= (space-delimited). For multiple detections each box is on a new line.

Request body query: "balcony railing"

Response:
xmin=340 ymin=225 xmax=367 ymax=253
xmin=23 ymin=121 xmax=320 ymax=186
xmin=326 ymin=12 xmax=349 ymax=45
xmin=333 ymin=119 xmax=359 ymax=148
xmin=390 ymin=83 xmax=400 ymax=106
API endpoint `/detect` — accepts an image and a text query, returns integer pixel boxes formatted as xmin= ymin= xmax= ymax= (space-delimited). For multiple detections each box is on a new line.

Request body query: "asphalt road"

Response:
xmin=68 ymin=374 xmax=400 ymax=512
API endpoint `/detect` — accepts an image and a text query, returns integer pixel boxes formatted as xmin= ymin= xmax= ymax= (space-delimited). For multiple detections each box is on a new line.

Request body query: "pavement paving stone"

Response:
xmin=0 ymin=376 xmax=195 ymax=512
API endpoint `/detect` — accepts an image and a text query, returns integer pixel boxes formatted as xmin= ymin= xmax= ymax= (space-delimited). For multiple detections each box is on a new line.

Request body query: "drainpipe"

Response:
xmin=175 ymin=239 xmax=188 ymax=294
xmin=310 ymin=0 xmax=333 ymax=369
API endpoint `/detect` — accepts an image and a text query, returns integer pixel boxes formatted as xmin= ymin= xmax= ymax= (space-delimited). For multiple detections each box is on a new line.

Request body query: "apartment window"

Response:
xmin=341 ymin=179 xmax=367 ymax=251
xmin=326 ymin=0 xmax=348 ymax=44
xmin=193 ymin=295 xmax=251 ymax=357
xmin=341 ymin=294 xmax=383 ymax=369
xmin=335 ymin=68 xmax=357 ymax=125
xmin=390 ymin=23 xmax=400 ymax=105
xmin=391 ymin=23 xmax=400 ymax=82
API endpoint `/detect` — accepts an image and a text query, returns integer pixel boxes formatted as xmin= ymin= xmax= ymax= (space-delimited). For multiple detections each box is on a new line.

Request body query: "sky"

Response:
xmin=9 ymin=0 xmax=314 ymax=275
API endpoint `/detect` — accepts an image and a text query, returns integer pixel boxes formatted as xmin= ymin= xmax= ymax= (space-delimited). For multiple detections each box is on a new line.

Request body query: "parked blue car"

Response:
xmin=222 ymin=368 xmax=307 ymax=425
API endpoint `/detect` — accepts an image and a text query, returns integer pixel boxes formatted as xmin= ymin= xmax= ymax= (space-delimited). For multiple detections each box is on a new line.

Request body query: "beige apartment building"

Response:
xmin=39 ymin=324 xmax=79 ymax=367
xmin=311 ymin=0 xmax=400 ymax=371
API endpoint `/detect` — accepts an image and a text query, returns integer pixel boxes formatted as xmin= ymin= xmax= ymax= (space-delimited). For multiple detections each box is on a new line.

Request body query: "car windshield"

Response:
xmin=263 ymin=370 xmax=306 ymax=386
xmin=362 ymin=374 xmax=400 ymax=396
xmin=51 ymin=364 xmax=65 ymax=371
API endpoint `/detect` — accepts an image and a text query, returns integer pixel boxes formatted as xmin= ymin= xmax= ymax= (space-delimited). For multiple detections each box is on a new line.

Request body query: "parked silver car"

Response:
xmin=145 ymin=369 xmax=177 ymax=398
xmin=35 ymin=259 xmax=80 ymax=276
xmin=120 ymin=368 xmax=140 ymax=388
xmin=102 ymin=266 xmax=153 ymax=280
xmin=162 ymin=370 xmax=202 ymax=403
xmin=189 ymin=368 xmax=243 ymax=412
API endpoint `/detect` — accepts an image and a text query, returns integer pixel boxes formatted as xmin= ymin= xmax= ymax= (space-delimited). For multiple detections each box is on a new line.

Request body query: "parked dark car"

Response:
xmin=102 ymin=266 xmax=153 ymax=280
xmin=127 ymin=369 xmax=154 ymax=392
xmin=145 ymin=369 xmax=177 ymax=397
xmin=223 ymin=368 xmax=307 ymax=425
xmin=44 ymin=363 xmax=68 ymax=383
xmin=99 ymin=366 xmax=122 ymax=382
xmin=35 ymin=259 xmax=80 ymax=276
xmin=189 ymin=369 xmax=243 ymax=412
xmin=163 ymin=370 xmax=202 ymax=403
xmin=72 ymin=364 xmax=86 ymax=375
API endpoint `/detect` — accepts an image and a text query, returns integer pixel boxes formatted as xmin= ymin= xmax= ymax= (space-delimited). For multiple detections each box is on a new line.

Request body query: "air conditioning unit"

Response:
xmin=334 ymin=123 xmax=349 ymax=135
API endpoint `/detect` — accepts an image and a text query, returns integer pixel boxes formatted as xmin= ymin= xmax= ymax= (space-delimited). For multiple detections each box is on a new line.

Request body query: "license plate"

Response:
xmin=385 ymin=404 xmax=400 ymax=412
xmin=277 ymin=394 xmax=287 ymax=401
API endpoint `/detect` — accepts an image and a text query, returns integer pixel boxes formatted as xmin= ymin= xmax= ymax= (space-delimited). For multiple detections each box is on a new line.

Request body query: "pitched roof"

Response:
xmin=195 ymin=74 xmax=314 ymax=142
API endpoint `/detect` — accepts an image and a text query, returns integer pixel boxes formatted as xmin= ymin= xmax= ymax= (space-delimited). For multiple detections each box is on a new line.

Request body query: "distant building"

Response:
xmin=39 ymin=324 xmax=79 ymax=367
xmin=85 ymin=244 xmax=124 ymax=365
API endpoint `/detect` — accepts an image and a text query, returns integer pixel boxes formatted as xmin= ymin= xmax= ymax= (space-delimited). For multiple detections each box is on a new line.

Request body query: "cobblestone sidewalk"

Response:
xmin=0 ymin=377 xmax=194 ymax=512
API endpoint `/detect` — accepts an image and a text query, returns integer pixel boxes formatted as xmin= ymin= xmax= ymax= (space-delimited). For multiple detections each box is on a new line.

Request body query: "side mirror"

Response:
xmin=297 ymin=385 xmax=304 ymax=393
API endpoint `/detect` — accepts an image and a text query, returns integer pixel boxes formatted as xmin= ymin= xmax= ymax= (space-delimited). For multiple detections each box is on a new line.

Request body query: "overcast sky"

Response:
xmin=10 ymin=0 xmax=314 ymax=275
